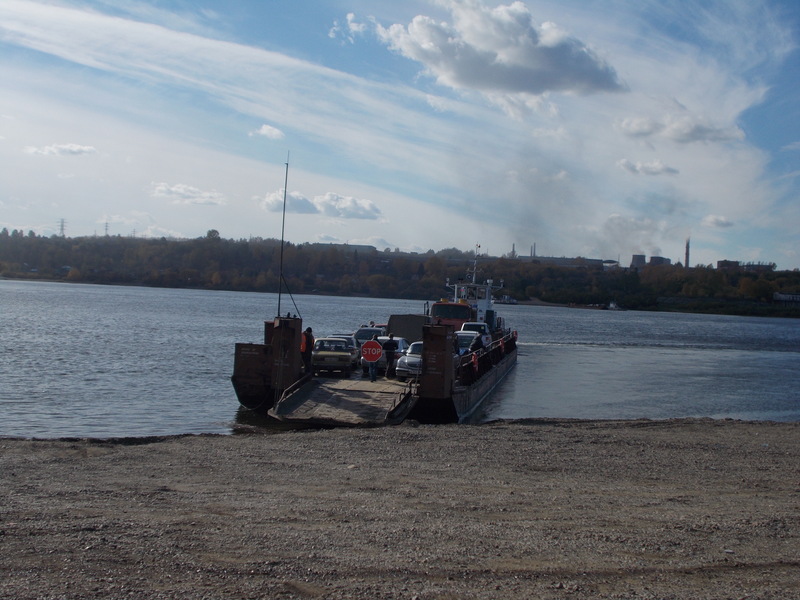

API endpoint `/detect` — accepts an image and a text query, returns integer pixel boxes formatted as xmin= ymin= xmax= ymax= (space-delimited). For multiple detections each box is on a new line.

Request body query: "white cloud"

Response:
xmin=314 ymin=192 xmax=382 ymax=220
xmin=151 ymin=182 xmax=226 ymax=206
xmin=249 ymin=124 xmax=284 ymax=139
xmin=329 ymin=12 xmax=368 ymax=43
xmin=23 ymin=143 xmax=97 ymax=156
xmin=374 ymin=0 xmax=623 ymax=105
xmin=261 ymin=189 xmax=318 ymax=214
xmin=260 ymin=189 xmax=382 ymax=220
xmin=618 ymin=117 xmax=664 ymax=138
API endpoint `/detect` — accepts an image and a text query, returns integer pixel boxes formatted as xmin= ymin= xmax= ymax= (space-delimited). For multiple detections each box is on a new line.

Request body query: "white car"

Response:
xmin=395 ymin=341 xmax=423 ymax=381
xmin=460 ymin=322 xmax=490 ymax=336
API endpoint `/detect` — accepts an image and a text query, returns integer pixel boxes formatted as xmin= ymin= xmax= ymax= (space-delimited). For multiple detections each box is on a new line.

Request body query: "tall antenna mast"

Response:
xmin=276 ymin=151 xmax=289 ymax=318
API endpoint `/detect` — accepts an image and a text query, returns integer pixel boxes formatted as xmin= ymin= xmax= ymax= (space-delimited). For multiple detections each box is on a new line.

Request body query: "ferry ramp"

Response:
xmin=269 ymin=377 xmax=417 ymax=427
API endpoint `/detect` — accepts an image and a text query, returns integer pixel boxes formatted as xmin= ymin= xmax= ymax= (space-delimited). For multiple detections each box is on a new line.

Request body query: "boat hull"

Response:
xmin=231 ymin=317 xmax=305 ymax=412
xmin=452 ymin=346 xmax=516 ymax=422
xmin=410 ymin=345 xmax=516 ymax=423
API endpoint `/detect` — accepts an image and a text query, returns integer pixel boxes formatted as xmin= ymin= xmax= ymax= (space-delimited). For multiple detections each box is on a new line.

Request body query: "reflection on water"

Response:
xmin=1 ymin=279 xmax=798 ymax=438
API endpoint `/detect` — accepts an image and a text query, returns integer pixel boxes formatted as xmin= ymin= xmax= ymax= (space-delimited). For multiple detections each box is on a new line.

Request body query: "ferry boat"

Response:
xmin=231 ymin=258 xmax=517 ymax=425
xmin=411 ymin=259 xmax=517 ymax=423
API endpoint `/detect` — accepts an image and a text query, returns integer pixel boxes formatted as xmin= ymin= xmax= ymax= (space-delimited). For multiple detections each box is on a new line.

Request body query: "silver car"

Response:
xmin=395 ymin=341 xmax=423 ymax=381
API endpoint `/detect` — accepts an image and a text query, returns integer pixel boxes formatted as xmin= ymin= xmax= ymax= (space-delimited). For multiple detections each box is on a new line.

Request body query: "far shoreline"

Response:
xmin=3 ymin=276 xmax=799 ymax=318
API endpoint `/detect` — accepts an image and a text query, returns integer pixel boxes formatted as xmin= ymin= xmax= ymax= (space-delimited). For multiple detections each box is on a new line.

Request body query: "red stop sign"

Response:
xmin=361 ymin=340 xmax=383 ymax=362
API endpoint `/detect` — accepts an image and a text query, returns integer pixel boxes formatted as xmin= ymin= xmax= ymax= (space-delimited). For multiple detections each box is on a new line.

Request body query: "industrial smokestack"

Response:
xmin=685 ymin=238 xmax=690 ymax=269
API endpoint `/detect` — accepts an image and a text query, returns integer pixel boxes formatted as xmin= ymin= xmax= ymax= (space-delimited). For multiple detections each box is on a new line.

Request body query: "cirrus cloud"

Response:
xmin=151 ymin=182 xmax=226 ymax=206
xmin=23 ymin=143 xmax=97 ymax=156
xmin=619 ymin=114 xmax=744 ymax=144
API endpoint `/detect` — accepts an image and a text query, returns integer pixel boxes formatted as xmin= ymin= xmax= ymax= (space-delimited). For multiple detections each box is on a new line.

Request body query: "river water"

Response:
xmin=1 ymin=280 xmax=798 ymax=438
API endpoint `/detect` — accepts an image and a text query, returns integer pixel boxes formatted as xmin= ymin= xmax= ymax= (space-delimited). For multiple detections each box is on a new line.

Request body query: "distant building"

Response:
xmin=774 ymin=292 xmax=800 ymax=306
xmin=516 ymin=256 xmax=604 ymax=269
xmin=717 ymin=260 xmax=740 ymax=270
xmin=649 ymin=256 xmax=671 ymax=266
xmin=717 ymin=260 xmax=775 ymax=273
xmin=308 ymin=242 xmax=377 ymax=253
xmin=630 ymin=254 xmax=646 ymax=269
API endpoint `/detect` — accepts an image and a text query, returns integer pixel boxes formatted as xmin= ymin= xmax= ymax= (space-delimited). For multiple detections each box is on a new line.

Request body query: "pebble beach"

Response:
xmin=1 ymin=418 xmax=798 ymax=599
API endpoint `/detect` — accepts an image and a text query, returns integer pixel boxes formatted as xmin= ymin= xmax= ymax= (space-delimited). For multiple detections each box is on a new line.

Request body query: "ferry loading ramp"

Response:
xmin=269 ymin=377 xmax=418 ymax=427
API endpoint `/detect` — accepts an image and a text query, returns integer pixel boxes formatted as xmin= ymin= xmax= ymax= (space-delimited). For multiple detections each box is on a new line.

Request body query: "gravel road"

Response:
xmin=1 ymin=419 xmax=798 ymax=599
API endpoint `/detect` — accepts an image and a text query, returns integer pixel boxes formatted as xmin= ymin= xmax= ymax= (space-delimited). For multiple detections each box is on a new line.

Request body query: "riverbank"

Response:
xmin=1 ymin=419 xmax=798 ymax=599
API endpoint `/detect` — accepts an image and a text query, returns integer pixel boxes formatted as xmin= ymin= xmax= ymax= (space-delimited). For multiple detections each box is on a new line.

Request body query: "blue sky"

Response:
xmin=1 ymin=0 xmax=798 ymax=269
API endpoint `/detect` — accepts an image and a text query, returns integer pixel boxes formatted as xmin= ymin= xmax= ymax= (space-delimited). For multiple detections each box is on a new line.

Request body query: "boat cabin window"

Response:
xmin=457 ymin=286 xmax=487 ymax=301
xmin=430 ymin=304 xmax=472 ymax=320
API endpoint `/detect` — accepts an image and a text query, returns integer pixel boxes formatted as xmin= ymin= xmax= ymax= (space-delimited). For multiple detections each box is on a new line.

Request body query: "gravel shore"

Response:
xmin=1 ymin=419 xmax=798 ymax=599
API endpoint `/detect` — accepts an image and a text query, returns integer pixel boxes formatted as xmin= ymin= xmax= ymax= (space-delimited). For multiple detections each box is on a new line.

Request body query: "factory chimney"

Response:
xmin=685 ymin=238 xmax=690 ymax=269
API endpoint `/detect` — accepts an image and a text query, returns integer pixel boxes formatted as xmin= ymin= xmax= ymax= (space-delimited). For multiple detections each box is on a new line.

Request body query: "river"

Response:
xmin=1 ymin=279 xmax=798 ymax=438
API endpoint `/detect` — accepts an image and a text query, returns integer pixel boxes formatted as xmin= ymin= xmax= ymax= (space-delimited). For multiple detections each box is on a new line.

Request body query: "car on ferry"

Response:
xmin=460 ymin=322 xmax=490 ymax=336
xmin=354 ymin=325 xmax=386 ymax=348
xmin=312 ymin=337 xmax=354 ymax=376
xmin=329 ymin=333 xmax=359 ymax=367
xmin=461 ymin=322 xmax=492 ymax=347
xmin=455 ymin=330 xmax=479 ymax=355
xmin=395 ymin=341 xmax=423 ymax=382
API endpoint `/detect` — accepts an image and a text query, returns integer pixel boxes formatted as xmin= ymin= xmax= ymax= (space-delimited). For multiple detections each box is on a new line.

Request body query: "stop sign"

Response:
xmin=361 ymin=340 xmax=383 ymax=362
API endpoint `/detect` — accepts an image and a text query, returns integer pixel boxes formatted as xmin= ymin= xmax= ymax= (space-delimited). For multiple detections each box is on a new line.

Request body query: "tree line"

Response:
xmin=2 ymin=228 xmax=799 ymax=317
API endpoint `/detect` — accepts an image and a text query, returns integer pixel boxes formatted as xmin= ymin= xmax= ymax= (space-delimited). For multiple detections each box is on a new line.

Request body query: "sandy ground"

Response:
xmin=1 ymin=418 xmax=798 ymax=599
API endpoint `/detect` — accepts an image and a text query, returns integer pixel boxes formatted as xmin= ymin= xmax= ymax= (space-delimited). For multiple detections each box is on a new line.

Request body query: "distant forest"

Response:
xmin=2 ymin=228 xmax=799 ymax=317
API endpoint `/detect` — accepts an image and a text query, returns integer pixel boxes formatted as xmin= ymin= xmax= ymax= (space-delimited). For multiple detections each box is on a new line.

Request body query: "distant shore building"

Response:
xmin=516 ymin=255 xmax=604 ymax=269
xmin=630 ymin=254 xmax=671 ymax=269
xmin=774 ymin=292 xmax=800 ymax=306
xmin=718 ymin=260 xmax=776 ymax=273
xmin=308 ymin=242 xmax=377 ymax=253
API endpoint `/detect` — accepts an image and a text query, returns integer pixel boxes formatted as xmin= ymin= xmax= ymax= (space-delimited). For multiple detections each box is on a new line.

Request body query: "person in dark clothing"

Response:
xmin=382 ymin=333 xmax=398 ymax=378
xmin=468 ymin=333 xmax=484 ymax=353
xmin=301 ymin=327 xmax=314 ymax=375
xmin=368 ymin=334 xmax=380 ymax=382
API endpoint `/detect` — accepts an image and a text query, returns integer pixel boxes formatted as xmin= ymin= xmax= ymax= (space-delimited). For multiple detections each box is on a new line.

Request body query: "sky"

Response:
xmin=1 ymin=0 xmax=799 ymax=269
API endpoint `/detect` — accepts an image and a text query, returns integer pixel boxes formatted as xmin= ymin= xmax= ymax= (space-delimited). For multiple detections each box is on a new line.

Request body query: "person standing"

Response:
xmin=368 ymin=334 xmax=380 ymax=382
xmin=382 ymin=333 xmax=398 ymax=378
xmin=301 ymin=327 xmax=314 ymax=375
